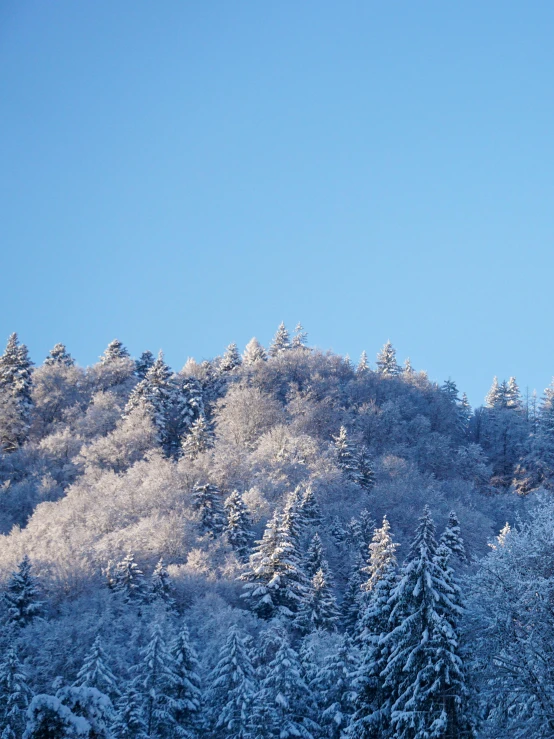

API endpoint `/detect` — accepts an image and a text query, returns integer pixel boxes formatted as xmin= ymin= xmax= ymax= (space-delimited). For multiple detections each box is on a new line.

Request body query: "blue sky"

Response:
xmin=1 ymin=1 xmax=553 ymax=407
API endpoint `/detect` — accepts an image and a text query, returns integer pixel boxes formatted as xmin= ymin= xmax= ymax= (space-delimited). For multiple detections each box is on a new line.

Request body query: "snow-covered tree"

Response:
xmin=109 ymin=554 xmax=149 ymax=605
xmin=23 ymin=694 xmax=89 ymax=739
xmin=0 ymin=646 xmax=33 ymax=737
xmin=305 ymin=533 xmax=325 ymax=578
xmin=361 ymin=515 xmax=398 ymax=594
xmin=150 ymin=559 xmax=176 ymax=612
xmin=357 ymin=351 xmax=370 ymax=375
xmin=181 ymin=415 xmax=214 ymax=460
xmin=342 ymin=557 xmax=364 ymax=633
xmin=73 ymin=635 xmax=120 ymax=699
xmin=403 ymin=357 xmax=414 ymax=374
xmin=219 ymin=343 xmax=242 ymax=373
xmin=223 ymin=491 xmax=253 ymax=559
xmin=57 ymin=685 xmax=115 ymax=739
xmin=207 ymin=625 xmax=256 ymax=739
xmin=333 ymin=426 xmax=359 ymax=482
xmin=310 ymin=636 xmax=357 ymax=739
xmin=137 ymin=623 xmax=178 ymax=738
xmin=240 ymin=510 xmax=308 ymax=620
xmin=168 ymin=622 xmax=202 ymax=737
xmin=113 ymin=682 xmax=147 ymax=739
xmin=268 ymin=322 xmax=291 ymax=357
xmin=357 ymin=447 xmax=375 ymax=492
xmin=100 ymin=339 xmax=130 ymax=363
xmin=135 ymin=350 xmax=155 ymax=380
xmin=44 ymin=343 xmax=74 ymax=367
xmin=294 ymin=567 xmax=340 ymax=634
xmin=440 ymin=511 xmax=467 ymax=564
xmin=242 ymin=338 xmax=267 ymax=365
xmin=506 ymin=376 xmax=522 ymax=410
xmin=3 ymin=556 xmax=43 ymax=628
xmin=192 ymin=483 xmax=225 ymax=538
xmin=0 ymin=334 xmax=33 ymax=451
xmin=292 ymin=323 xmax=308 ymax=350
xmin=375 ymin=341 xmax=400 ymax=376
xmin=299 ymin=485 xmax=322 ymax=529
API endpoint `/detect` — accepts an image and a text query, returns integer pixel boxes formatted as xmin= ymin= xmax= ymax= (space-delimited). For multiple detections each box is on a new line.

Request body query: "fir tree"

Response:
xmin=150 ymin=559 xmax=176 ymax=612
xmin=291 ymin=323 xmax=308 ymax=350
xmin=280 ymin=488 xmax=305 ymax=543
xmin=403 ymin=357 xmax=414 ymax=374
xmin=440 ymin=511 xmax=467 ymax=564
xmin=329 ymin=516 xmax=347 ymax=547
xmin=333 ymin=426 xmax=360 ymax=482
xmin=169 ymin=622 xmax=202 ymax=737
xmin=135 ymin=350 xmax=155 ymax=379
xmin=100 ymin=339 xmax=130 ymax=363
xmin=458 ymin=393 xmax=472 ymax=434
xmin=342 ymin=556 xmax=364 ymax=633
xmin=294 ymin=567 xmax=340 ymax=634
xmin=441 ymin=379 xmax=459 ymax=403
xmin=361 ymin=515 xmax=398 ymax=594
xmin=305 ymin=533 xmax=325 ymax=578
xmin=181 ymin=415 xmax=214 ymax=460
xmin=357 ymin=447 xmax=375 ymax=492
xmin=311 ymin=636 xmax=357 ymax=739
xmin=223 ymin=491 xmax=253 ymax=560
xmin=506 ymin=376 xmax=522 ymax=410
xmin=0 ymin=334 xmax=33 ymax=451
xmin=3 ymin=556 xmax=43 ymax=628
xmin=219 ymin=343 xmax=242 ymax=373
xmin=109 ymin=553 xmax=149 ymax=605
xmin=137 ymin=623 xmax=178 ymax=739
xmin=113 ymin=681 xmax=147 ymax=739
xmin=299 ymin=485 xmax=322 ymax=529
xmin=207 ymin=625 xmax=256 ymax=739
xmin=485 ymin=376 xmax=505 ymax=409
xmin=73 ymin=634 xmax=120 ymax=699
xmin=268 ymin=322 xmax=291 ymax=357
xmin=0 ymin=645 xmax=33 ymax=737
xmin=240 ymin=510 xmax=308 ymax=620
xmin=192 ymin=484 xmax=226 ymax=538
xmin=357 ymin=351 xmax=370 ymax=374
xmin=359 ymin=509 xmax=376 ymax=550
xmin=44 ymin=343 xmax=74 ymax=367
xmin=242 ymin=338 xmax=267 ymax=365
xmin=375 ymin=341 xmax=400 ymax=376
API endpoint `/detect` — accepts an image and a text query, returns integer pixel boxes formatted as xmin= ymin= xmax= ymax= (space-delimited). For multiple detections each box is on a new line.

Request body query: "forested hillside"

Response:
xmin=0 ymin=323 xmax=551 ymax=738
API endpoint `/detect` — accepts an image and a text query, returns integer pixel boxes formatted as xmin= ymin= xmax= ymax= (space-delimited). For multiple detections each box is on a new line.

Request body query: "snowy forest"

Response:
xmin=0 ymin=323 xmax=553 ymax=738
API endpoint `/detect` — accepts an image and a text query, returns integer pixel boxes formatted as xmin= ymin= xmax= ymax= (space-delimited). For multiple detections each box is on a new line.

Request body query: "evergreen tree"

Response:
xmin=268 ymin=322 xmax=291 ymax=357
xmin=207 ymin=625 xmax=256 ymax=739
xmin=135 ymin=351 xmax=155 ymax=380
xmin=294 ymin=567 xmax=340 ymax=634
xmin=299 ymin=485 xmax=322 ymax=529
xmin=311 ymin=636 xmax=357 ymax=739
xmin=0 ymin=334 xmax=33 ymax=451
xmin=249 ymin=630 xmax=319 ymax=739
xmin=3 ymin=556 xmax=43 ymax=628
xmin=242 ymin=338 xmax=267 ymax=365
xmin=169 ymin=622 xmax=202 ymax=737
xmin=181 ymin=415 xmax=214 ymax=460
xmin=57 ymin=685 xmax=115 ymax=739
xmin=441 ymin=379 xmax=459 ymax=403
xmin=150 ymin=559 xmax=176 ymax=612
xmin=342 ymin=556 xmax=364 ymax=633
xmin=73 ymin=634 xmax=120 ymax=699
xmin=280 ymin=488 xmax=305 ymax=543
xmin=44 ymin=343 xmax=74 ymax=367
xmin=223 ymin=491 xmax=253 ymax=560
xmin=100 ymin=339 xmax=130 ymax=363
xmin=137 ymin=623 xmax=178 ymax=739
xmin=506 ymin=376 xmax=522 ymax=410
xmin=292 ymin=323 xmax=308 ymax=350
xmin=485 ymin=376 xmax=505 ymax=409
xmin=0 ymin=645 xmax=33 ymax=737
xmin=333 ymin=426 xmax=360 ymax=482
xmin=24 ymin=694 xmax=88 ymax=739
xmin=240 ymin=510 xmax=308 ymax=620
xmin=192 ymin=484 xmax=226 ymax=538
xmin=219 ymin=343 xmax=242 ymax=373
xmin=329 ymin=516 xmax=347 ymax=548
xmin=109 ymin=554 xmax=149 ymax=605
xmin=403 ymin=357 xmax=414 ymax=374
xmin=458 ymin=393 xmax=472 ymax=434
xmin=113 ymin=681 xmax=147 ymax=739
xmin=361 ymin=516 xmax=398 ymax=594
xmin=515 ymin=380 xmax=554 ymax=492
xmin=440 ymin=511 xmax=467 ymax=564
xmin=357 ymin=351 xmax=370 ymax=375
xmin=359 ymin=509 xmax=376 ymax=550
xmin=357 ymin=447 xmax=375 ymax=492
xmin=305 ymin=533 xmax=325 ymax=578
xmin=375 ymin=341 xmax=401 ymax=376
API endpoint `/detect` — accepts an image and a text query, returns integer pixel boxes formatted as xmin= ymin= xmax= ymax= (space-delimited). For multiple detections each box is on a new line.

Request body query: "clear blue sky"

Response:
xmin=1 ymin=1 xmax=553 ymax=407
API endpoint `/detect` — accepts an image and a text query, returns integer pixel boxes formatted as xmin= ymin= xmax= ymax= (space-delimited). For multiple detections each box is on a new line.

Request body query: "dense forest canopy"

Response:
xmin=0 ymin=323 xmax=551 ymax=738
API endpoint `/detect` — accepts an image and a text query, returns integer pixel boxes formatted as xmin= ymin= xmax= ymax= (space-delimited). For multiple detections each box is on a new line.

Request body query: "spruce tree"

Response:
xmin=268 ymin=322 xmax=291 ymax=357
xmin=181 ymin=415 xmax=214 ymax=460
xmin=137 ymin=623 xmax=178 ymax=738
xmin=361 ymin=515 xmax=398 ymax=594
xmin=3 ymin=556 xmax=43 ymax=628
xmin=207 ymin=625 xmax=256 ymax=739
xmin=357 ymin=447 xmax=375 ymax=492
xmin=357 ymin=351 xmax=370 ymax=374
xmin=506 ymin=376 xmax=522 ymax=410
xmin=100 ymin=339 xmax=130 ymax=363
xmin=440 ymin=511 xmax=467 ymax=564
xmin=305 ymin=533 xmax=325 ymax=577
xmin=192 ymin=484 xmax=226 ymax=538
xmin=109 ymin=553 xmax=149 ymax=605
xmin=280 ymin=488 xmax=305 ymax=543
xmin=44 ymin=343 xmax=74 ymax=367
xmin=311 ymin=636 xmax=357 ymax=739
xmin=299 ymin=485 xmax=322 ymax=529
xmin=73 ymin=634 xmax=120 ymax=699
xmin=342 ymin=556 xmax=364 ymax=633
xmin=150 ymin=559 xmax=177 ymax=612
xmin=333 ymin=426 xmax=360 ymax=482
xmin=403 ymin=357 xmax=414 ymax=374
xmin=485 ymin=376 xmax=505 ymax=409
xmin=242 ymin=338 xmax=267 ymax=365
xmin=375 ymin=341 xmax=400 ymax=376
xmin=294 ymin=567 xmax=340 ymax=634
xmin=291 ymin=323 xmax=308 ymax=350
xmin=240 ymin=510 xmax=308 ymax=620
xmin=223 ymin=491 xmax=253 ymax=560
xmin=219 ymin=343 xmax=242 ymax=372
xmin=0 ymin=645 xmax=33 ymax=737
xmin=135 ymin=350 xmax=155 ymax=379
xmin=441 ymin=379 xmax=459 ymax=403
xmin=0 ymin=334 xmax=33 ymax=451
xmin=169 ymin=622 xmax=202 ymax=737
xmin=113 ymin=681 xmax=147 ymax=739
xmin=458 ymin=393 xmax=472 ymax=434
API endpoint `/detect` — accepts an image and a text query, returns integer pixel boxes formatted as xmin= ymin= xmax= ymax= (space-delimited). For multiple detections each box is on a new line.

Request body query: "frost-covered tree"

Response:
xmin=268 ymin=322 xmax=291 ymax=357
xmin=223 ymin=491 xmax=253 ymax=559
xmin=299 ymin=486 xmax=322 ymax=529
xmin=109 ymin=554 xmax=149 ymax=605
xmin=342 ymin=556 xmax=364 ymax=633
xmin=207 ymin=625 xmax=256 ymax=739
xmin=57 ymin=685 xmax=115 ymax=739
xmin=375 ymin=341 xmax=400 ymax=376
xmin=169 ymin=622 xmax=202 ymax=737
xmin=295 ymin=567 xmax=340 ymax=634
xmin=0 ymin=334 xmax=33 ymax=451
xmin=361 ymin=515 xmax=398 ymax=594
xmin=240 ymin=510 xmax=308 ymax=620
xmin=100 ymin=339 xmax=130 ymax=363
xmin=192 ymin=483 xmax=226 ymax=538
xmin=515 ymin=380 xmax=554 ymax=492
xmin=113 ymin=682 xmax=147 ymax=739
xmin=357 ymin=446 xmax=375 ymax=492
xmin=73 ymin=635 xmax=120 ymax=699
xmin=310 ymin=636 xmax=357 ymax=739
xmin=0 ymin=645 xmax=33 ymax=737
xmin=403 ymin=357 xmax=414 ymax=374
xmin=333 ymin=426 xmax=359 ymax=481
xmin=137 ymin=623 xmax=178 ymax=738
xmin=242 ymin=338 xmax=267 ymax=365
xmin=44 ymin=343 xmax=74 ymax=367
xmin=150 ymin=559 xmax=176 ymax=612
xmin=441 ymin=379 xmax=459 ymax=404
xmin=181 ymin=415 xmax=214 ymax=460
xmin=305 ymin=533 xmax=325 ymax=578
xmin=135 ymin=351 xmax=154 ymax=380
xmin=506 ymin=376 xmax=522 ymax=410
xmin=219 ymin=343 xmax=242 ymax=373
xmin=23 ymin=694 xmax=88 ymax=739
xmin=439 ymin=511 xmax=467 ymax=564
xmin=3 ymin=556 xmax=43 ymax=628
xmin=357 ymin=351 xmax=370 ymax=374
xmin=292 ymin=323 xmax=308 ymax=350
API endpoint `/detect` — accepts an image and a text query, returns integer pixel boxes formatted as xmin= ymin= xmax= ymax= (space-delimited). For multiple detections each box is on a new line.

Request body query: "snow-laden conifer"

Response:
xmin=375 ymin=341 xmax=401 ymax=376
xmin=150 ymin=559 xmax=177 ymax=612
xmin=0 ymin=645 xmax=33 ymax=737
xmin=0 ymin=334 xmax=33 ymax=451
xmin=207 ymin=625 xmax=256 ymax=739
xmin=109 ymin=553 xmax=149 ymax=605
xmin=223 ymin=491 xmax=253 ymax=560
xmin=181 ymin=415 xmax=214 ymax=460
xmin=73 ymin=634 xmax=120 ymax=699
xmin=403 ymin=357 xmax=414 ymax=374
xmin=242 ymin=337 xmax=267 ymax=365
xmin=506 ymin=376 xmax=522 ymax=410
xmin=440 ymin=511 xmax=467 ymax=564
xmin=333 ymin=426 xmax=360 ymax=482
xmin=137 ymin=623 xmax=179 ymax=738
xmin=113 ymin=681 xmax=147 ymax=739
xmin=310 ymin=636 xmax=357 ymax=739
xmin=357 ymin=447 xmax=375 ymax=492
xmin=357 ymin=351 xmax=370 ymax=374
xmin=100 ymin=339 xmax=130 ymax=363
xmin=305 ymin=533 xmax=325 ymax=578
xmin=361 ymin=515 xmax=398 ymax=594
xmin=292 ymin=323 xmax=308 ymax=349
xmin=3 ymin=556 xmax=43 ymax=628
xmin=268 ymin=322 xmax=291 ymax=357
xmin=192 ymin=483 xmax=225 ymax=538
xmin=44 ymin=343 xmax=74 ymax=367
xmin=135 ymin=350 xmax=155 ymax=379
xmin=342 ymin=556 xmax=364 ymax=633
xmin=299 ymin=485 xmax=322 ymax=529
xmin=295 ymin=567 xmax=340 ymax=634
xmin=169 ymin=622 xmax=202 ymax=737
xmin=219 ymin=343 xmax=242 ymax=372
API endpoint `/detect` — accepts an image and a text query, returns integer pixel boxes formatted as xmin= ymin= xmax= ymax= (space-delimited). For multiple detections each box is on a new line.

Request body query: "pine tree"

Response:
xmin=150 ymin=559 xmax=176 ymax=612
xmin=207 ymin=625 xmax=256 ymax=739
xmin=219 ymin=343 xmax=242 ymax=373
xmin=375 ymin=341 xmax=401 ymax=376
xmin=240 ymin=510 xmax=308 ymax=620
xmin=3 ymin=556 xmax=43 ymax=628
xmin=291 ymin=323 xmax=308 ymax=350
xmin=0 ymin=645 xmax=33 ymax=737
xmin=440 ymin=511 xmax=467 ymax=564
xmin=223 ymin=491 xmax=253 ymax=559
xmin=192 ymin=484 xmax=226 ymax=538
xmin=109 ymin=553 xmax=149 ymax=605
xmin=44 ymin=343 xmax=74 ymax=367
xmin=137 ymin=623 xmax=178 ymax=738
xmin=268 ymin=322 xmax=291 ymax=357
xmin=169 ymin=622 xmax=202 ymax=737
xmin=329 ymin=516 xmax=347 ymax=548
xmin=242 ymin=338 xmax=267 ymax=365
xmin=113 ymin=681 xmax=147 ymax=739
xmin=0 ymin=334 xmax=33 ymax=451
xmin=357 ymin=351 xmax=370 ymax=375
xmin=181 ymin=415 xmax=214 ymax=460
xmin=135 ymin=350 xmax=155 ymax=379
xmin=311 ymin=636 xmax=357 ymax=739
xmin=249 ymin=630 xmax=319 ymax=739
xmin=73 ymin=634 xmax=120 ymax=699
xmin=295 ymin=567 xmax=340 ymax=634
xmin=100 ymin=339 xmax=130 ymax=363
